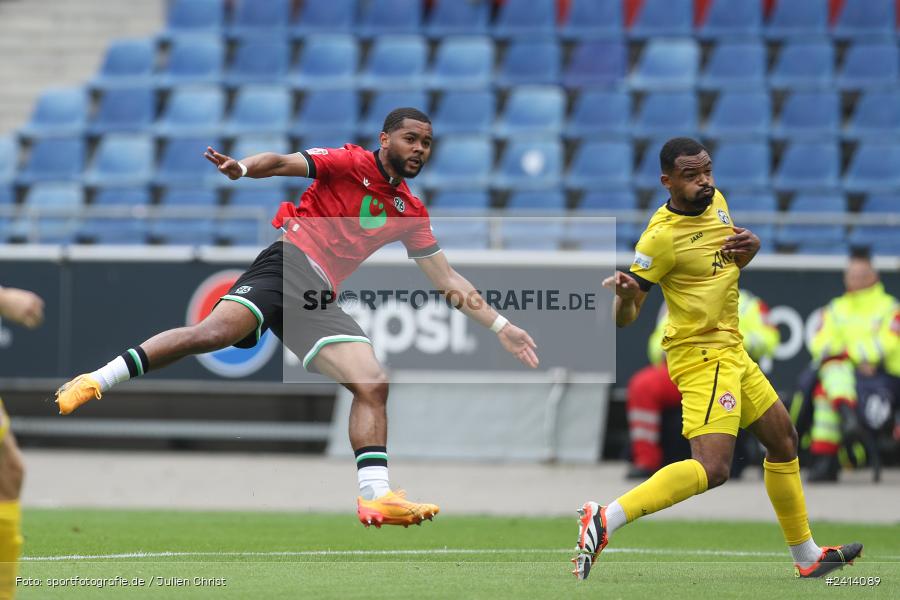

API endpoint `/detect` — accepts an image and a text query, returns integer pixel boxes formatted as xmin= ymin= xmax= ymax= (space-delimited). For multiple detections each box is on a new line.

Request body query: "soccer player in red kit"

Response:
xmin=55 ymin=108 xmax=540 ymax=527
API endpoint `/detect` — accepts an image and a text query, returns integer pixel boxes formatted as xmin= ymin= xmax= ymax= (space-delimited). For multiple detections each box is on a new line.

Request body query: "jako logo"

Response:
xmin=186 ymin=270 xmax=278 ymax=378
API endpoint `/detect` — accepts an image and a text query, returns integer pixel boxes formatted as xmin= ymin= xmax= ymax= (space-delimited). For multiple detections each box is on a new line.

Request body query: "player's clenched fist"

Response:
xmin=0 ymin=287 xmax=44 ymax=329
xmin=602 ymin=271 xmax=640 ymax=300
xmin=204 ymin=146 xmax=244 ymax=180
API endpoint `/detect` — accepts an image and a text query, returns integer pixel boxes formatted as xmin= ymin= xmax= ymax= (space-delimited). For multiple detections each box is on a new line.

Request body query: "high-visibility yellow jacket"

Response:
xmin=810 ymin=281 xmax=900 ymax=377
xmin=648 ymin=289 xmax=780 ymax=365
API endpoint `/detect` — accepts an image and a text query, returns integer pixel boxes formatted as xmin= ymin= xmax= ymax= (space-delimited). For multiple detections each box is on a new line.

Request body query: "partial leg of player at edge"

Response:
xmin=572 ymin=138 xmax=862 ymax=581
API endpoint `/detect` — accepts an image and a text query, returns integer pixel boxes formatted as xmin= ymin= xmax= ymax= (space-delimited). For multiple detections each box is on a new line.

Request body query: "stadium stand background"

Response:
xmin=0 ymin=0 xmax=898 ymax=255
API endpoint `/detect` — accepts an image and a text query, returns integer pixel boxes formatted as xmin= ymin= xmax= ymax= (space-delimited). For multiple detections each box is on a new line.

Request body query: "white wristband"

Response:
xmin=490 ymin=314 xmax=509 ymax=333
xmin=237 ymin=162 xmax=248 ymax=178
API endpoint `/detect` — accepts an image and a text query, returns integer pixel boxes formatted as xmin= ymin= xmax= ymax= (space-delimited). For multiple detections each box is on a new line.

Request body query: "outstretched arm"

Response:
xmin=204 ymin=147 xmax=310 ymax=180
xmin=415 ymin=252 xmax=539 ymax=368
xmin=0 ymin=286 xmax=44 ymax=329
xmin=602 ymin=271 xmax=648 ymax=328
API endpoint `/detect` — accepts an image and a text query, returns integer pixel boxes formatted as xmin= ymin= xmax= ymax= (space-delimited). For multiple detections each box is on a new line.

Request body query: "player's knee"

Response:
xmin=700 ymin=460 xmax=730 ymax=489
xmin=0 ymin=450 xmax=25 ymax=498
xmin=352 ymin=373 xmax=389 ymax=406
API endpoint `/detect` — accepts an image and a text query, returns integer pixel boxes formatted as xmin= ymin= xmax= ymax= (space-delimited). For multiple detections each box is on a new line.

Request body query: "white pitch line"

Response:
xmin=25 ymin=547 xmax=900 ymax=562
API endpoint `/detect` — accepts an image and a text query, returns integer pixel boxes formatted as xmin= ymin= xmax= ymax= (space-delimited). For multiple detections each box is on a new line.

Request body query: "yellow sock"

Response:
xmin=617 ymin=459 xmax=709 ymax=523
xmin=0 ymin=500 xmax=22 ymax=600
xmin=763 ymin=458 xmax=812 ymax=545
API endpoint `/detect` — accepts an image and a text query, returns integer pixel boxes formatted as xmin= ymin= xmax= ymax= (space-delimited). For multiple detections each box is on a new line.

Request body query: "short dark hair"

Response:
xmin=383 ymin=107 xmax=431 ymax=133
xmin=660 ymin=137 xmax=708 ymax=173
xmin=849 ymin=245 xmax=872 ymax=261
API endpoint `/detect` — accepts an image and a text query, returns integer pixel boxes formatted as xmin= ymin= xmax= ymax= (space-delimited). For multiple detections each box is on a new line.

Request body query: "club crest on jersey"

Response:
xmin=235 ymin=286 xmax=252 ymax=294
xmin=393 ymin=197 xmax=405 ymax=213
xmin=718 ymin=392 xmax=737 ymax=412
xmin=307 ymin=148 xmax=328 ymax=155
xmin=717 ymin=209 xmax=730 ymax=225
xmin=362 ymin=177 xmax=370 ymax=188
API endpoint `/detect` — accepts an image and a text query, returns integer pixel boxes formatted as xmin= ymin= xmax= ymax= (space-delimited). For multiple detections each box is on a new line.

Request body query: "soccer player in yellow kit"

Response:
xmin=572 ymin=138 xmax=862 ymax=580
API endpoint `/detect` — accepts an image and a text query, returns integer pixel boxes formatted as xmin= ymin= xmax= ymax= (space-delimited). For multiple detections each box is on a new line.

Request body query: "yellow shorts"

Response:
xmin=666 ymin=344 xmax=779 ymax=439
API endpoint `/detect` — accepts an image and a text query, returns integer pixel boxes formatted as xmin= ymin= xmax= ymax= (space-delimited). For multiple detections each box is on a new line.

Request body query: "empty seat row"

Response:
xmin=160 ymin=0 xmax=900 ymax=42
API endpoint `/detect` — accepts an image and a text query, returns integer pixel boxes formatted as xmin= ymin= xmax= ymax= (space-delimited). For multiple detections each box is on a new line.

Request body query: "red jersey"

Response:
xmin=272 ymin=144 xmax=441 ymax=289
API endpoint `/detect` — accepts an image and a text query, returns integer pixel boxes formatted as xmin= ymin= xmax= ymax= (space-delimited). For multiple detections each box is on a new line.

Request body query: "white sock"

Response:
xmin=604 ymin=501 xmax=627 ymax=537
xmin=358 ymin=466 xmax=390 ymax=500
xmin=790 ymin=537 xmax=822 ymax=568
xmin=91 ymin=356 xmax=132 ymax=392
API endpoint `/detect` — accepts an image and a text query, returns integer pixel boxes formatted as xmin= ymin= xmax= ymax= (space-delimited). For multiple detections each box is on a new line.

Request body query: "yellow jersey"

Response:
xmin=629 ymin=189 xmax=742 ymax=351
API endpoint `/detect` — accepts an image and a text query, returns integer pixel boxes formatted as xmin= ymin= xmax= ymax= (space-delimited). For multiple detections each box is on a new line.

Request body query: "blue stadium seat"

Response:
xmin=861 ymin=195 xmax=900 ymax=213
xmin=833 ymin=0 xmax=895 ymax=39
xmin=158 ymin=36 xmax=223 ymax=87
xmin=17 ymin=137 xmax=85 ymax=184
xmin=19 ymin=88 xmax=88 ymax=137
xmin=773 ymin=141 xmax=840 ymax=191
xmin=566 ymin=219 xmax=617 ymax=251
xmin=429 ymin=190 xmax=490 ymax=211
xmin=562 ymin=40 xmax=626 ymax=88
xmin=229 ymin=187 xmax=287 ymax=209
xmin=629 ymin=0 xmax=693 ymax=38
xmin=293 ymin=0 xmax=356 ymax=37
xmin=493 ymin=138 xmax=562 ymax=190
xmin=496 ymin=39 xmax=560 ymax=87
xmin=225 ymin=39 xmax=290 ymax=87
xmin=0 ymin=185 xmax=13 ymax=206
xmin=92 ymin=187 xmax=151 ymax=207
xmin=359 ymin=36 xmax=427 ymax=90
xmin=776 ymin=224 xmax=846 ymax=251
xmin=493 ymin=0 xmax=555 ymax=38
xmin=579 ymin=189 xmax=637 ymax=211
xmin=359 ymin=90 xmax=428 ymax=134
xmin=559 ymin=0 xmax=622 ymax=39
xmin=789 ymin=192 xmax=846 ymax=213
xmin=836 ymin=42 xmax=899 ymax=90
xmin=358 ymin=0 xmax=422 ymax=37
xmin=769 ymin=41 xmax=833 ymax=90
xmin=77 ymin=218 xmax=149 ymax=245
xmin=431 ymin=220 xmax=489 ymax=249
xmin=712 ymin=141 xmax=770 ymax=191
xmin=506 ymin=190 xmax=566 ymax=211
xmin=0 ymin=137 xmax=16 ymax=183
xmin=844 ymin=142 xmax=900 ymax=193
xmin=217 ymin=218 xmax=271 ymax=246
xmin=431 ymin=91 xmax=494 ymax=135
xmin=160 ymin=187 xmax=219 ymax=206
xmin=502 ymin=221 xmax=565 ymax=250
xmin=634 ymin=140 xmax=668 ymax=189
xmin=697 ymin=0 xmax=762 ymax=39
xmin=766 ymin=0 xmax=828 ymax=39
xmin=726 ymin=192 xmax=779 ymax=223
xmin=24 ymin=183 xmax=83 ymax=213
xmin=229 ymin=0 xmax=291 ymax=39
xmin=230 ymin=135 xmax=290 ymax=159
xmin=149 ymin=218 xmax=216 ymax=245
xmin=848 ymin=226 xmax=900 ymax=256
xmin=156 ymin=137 xmax=221 ymax=186
xmin=89 ymin=87 xmax=156 ymax=134
xmin=699 ymin=41 xmax=766 ymax=90
xmin=155 ymin=86 xmax=224 ymax=137
xmin=772 ymin=91 xmax=840 ymax=140
xmin=565 ymin=141 xmax=632 ymax=190
xmin=633 ymin=92 xmax=698 ymax=139
xmin=91 ymin=38 xmax=157 ymax=89
xmin=84 ymin=134 xmax=155 ymax=187
xmin=292 ymin=90 xmax=358 ymax=139
xmin=428 ymin=36 xmax=494 ymax=90
xmin=564 ymin=90 xmax=629 ymax=140
xmin=845 ymin=90 xmax=900 ymax=140
xmin=704 ymin=91 xmax=770 ymax=139
xmin=420 ymin=135 xmax=492 ymax=190
xmin=494 ymin=86 xmax=565 ymax=138
xmin=630 ymin=39 xmax=699 ymax=91
xmin=291 ymin=35 xmax=358 ymax=90
xmin=616 ymin=222 xmax=643 ymax=251
xmin=161 ymin=0 xmax=224 ymax=40
xmin=425 ymin=0 xmax=489 ymax=37
xmin=224 ymin=86 xmax=292 ymax=136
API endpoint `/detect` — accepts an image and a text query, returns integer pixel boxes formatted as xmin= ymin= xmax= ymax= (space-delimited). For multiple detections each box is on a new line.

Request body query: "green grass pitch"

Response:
xmin=15 ymin=509 xmax=900 ymax=599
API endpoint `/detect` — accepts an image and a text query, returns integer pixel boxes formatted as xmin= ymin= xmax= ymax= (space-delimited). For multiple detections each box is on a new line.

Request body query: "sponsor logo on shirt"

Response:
xmin=359 ymin=195 xmax=388 ymax=230
xmin=363 ymin=177 xmax=370 ymax=188
xmin=307 ymin=148 xmax=328 ymax=155
xmin=235 ymin=286 xmax=252 ymax=294
xmin=633 ymin=251 xmax=653 ymax=269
